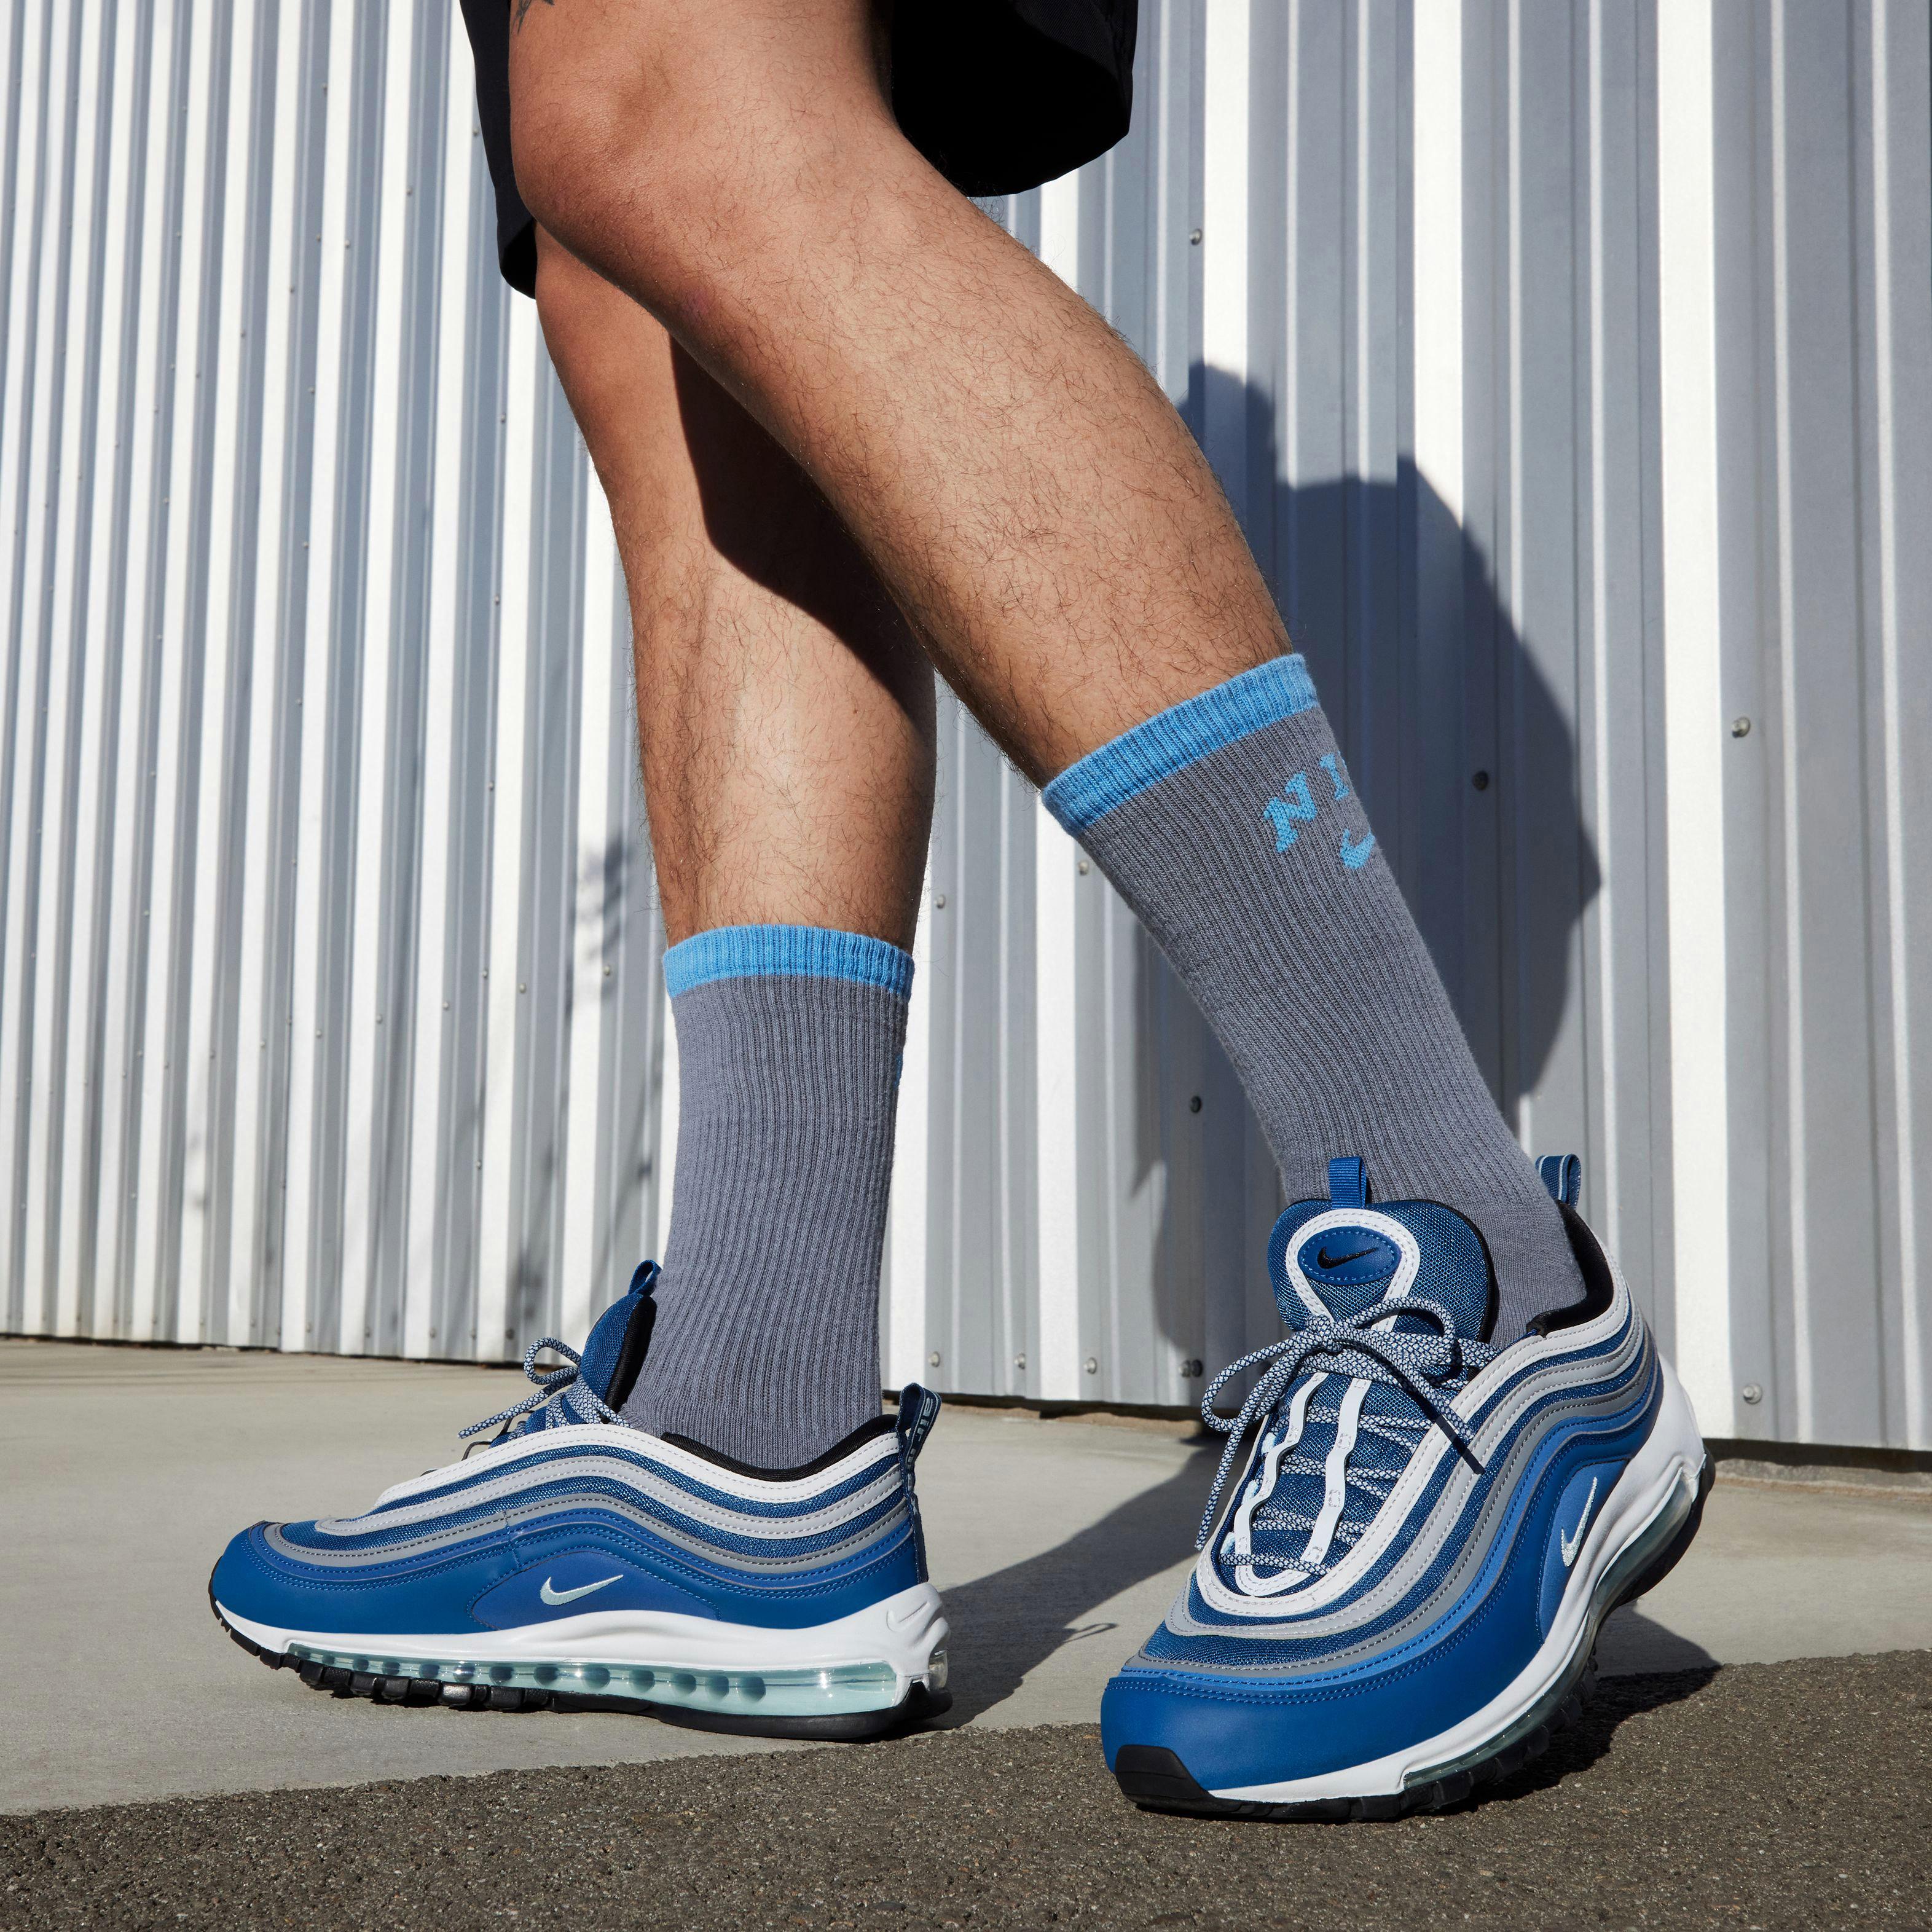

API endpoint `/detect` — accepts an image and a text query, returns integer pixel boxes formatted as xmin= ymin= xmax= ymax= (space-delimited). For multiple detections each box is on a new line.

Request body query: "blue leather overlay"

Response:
xmin=213 ymin=1507 xmax=924 ymax=1638
xmin=1535 ymin=1459 xmax=1624 ymax=1639
xmin=1099 ymin=1378 xmax=1660 ymax=1790
xmin=471 ymin=1549 xmax=718 ymax=1628
xmin=212 ymin=1525 xmax=519 ymax=1636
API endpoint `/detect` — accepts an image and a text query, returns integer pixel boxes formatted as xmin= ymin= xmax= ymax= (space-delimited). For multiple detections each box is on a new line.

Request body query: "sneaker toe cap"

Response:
xmin=1100 ymin=1665 xmax=1341 ymax=1794
xmin=1101 ymin=1644 xmax=1475 ymax=1797
xmin=209 ymin=1522 xmax=305 ymax=1633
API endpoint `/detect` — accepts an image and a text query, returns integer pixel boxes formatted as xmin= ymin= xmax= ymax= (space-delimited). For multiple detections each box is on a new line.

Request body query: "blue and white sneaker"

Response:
xmin=1102 ymin=1155 xmax=1708 ymax=1818
xmin=210 ymin=1265 xmax=951 ymax=1738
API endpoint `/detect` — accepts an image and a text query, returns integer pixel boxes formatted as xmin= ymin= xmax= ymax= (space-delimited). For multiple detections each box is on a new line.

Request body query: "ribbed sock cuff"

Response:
xmin=626 ymin=929 xmax=908 ymax=1466
xmin=1042 ymin=654 xmax=1319 ymax=835
xmin=662 ymin=923 xmax=914 ymax=1000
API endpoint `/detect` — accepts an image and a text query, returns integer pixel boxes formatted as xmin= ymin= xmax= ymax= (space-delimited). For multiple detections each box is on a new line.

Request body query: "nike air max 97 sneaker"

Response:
xmin=210 ymin=1265 xmax=951 ymax=1738
xmin=1102 ymin=1154 xmax=1708 ymax=1818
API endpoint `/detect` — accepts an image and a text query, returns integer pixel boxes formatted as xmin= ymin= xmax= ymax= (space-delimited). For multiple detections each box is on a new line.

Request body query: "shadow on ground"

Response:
xmin=1601 ymin=1604 xmax=1722 ymax=1673
xmin=1422 ymin=1665 xmax=1719 ymax=1822
xmin=937 ymin=1441 xmax=1219 ymax=1723
xmin=933 ymin=1440 xmax=1723 ymax=1729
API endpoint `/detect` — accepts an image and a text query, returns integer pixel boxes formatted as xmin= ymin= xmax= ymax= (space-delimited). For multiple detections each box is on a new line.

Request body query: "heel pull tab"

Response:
xmin=895 ymin=1384 xmax=943 ymax=1464
xmin=1536 ymin=1153 xmax=1582 ymax=1208
xmin=1327 ymin=1156 xmax=1368 ymax=1209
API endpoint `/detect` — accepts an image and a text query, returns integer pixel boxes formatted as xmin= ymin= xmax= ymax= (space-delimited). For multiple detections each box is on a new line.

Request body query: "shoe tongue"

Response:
xmin=1265 ymin=1164 xmax=1498 ymax=1342
xmin=573 ymin=1262 xmax=660 ymax=1405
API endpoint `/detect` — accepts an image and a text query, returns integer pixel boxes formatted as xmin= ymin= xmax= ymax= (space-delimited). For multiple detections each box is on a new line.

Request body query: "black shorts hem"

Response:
xmin=456 ymin=0 xmax=1139 ymax=301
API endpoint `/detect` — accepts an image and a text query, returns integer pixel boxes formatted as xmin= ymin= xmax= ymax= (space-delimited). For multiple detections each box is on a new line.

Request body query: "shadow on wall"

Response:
xmin=993 ymin=377 xmax=1619 ymax=1633
xmin=1134 ymin=369 xmax=1603 ymax=1361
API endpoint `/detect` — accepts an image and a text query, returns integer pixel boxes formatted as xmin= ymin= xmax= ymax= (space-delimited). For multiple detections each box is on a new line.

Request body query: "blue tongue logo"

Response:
xmin=1299 ymin=1225 xmax=1401 ymax=1302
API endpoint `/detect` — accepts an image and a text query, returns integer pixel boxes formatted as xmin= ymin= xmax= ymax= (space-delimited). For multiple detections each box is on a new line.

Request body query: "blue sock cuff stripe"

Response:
xmin=1042 ymin=655 xmax=1319 ymax=834
xmin=662 ymin=925 xmax=915 ymax=1000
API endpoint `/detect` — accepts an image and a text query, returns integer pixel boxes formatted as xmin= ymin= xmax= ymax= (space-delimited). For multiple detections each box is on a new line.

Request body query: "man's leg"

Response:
xmin=535 ymin=231 xmax=936 ymax=1463
xmin=202 ymin=20 xmax=956 ymax=1739
xmin=508 ymin=0 xmax=1274 ymax=774
xmin=510 ymin=5 xmax=1581 ymax=1334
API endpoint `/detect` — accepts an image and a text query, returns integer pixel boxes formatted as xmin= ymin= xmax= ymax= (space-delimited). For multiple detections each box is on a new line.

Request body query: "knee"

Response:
xmin=509 ymin=24 xmax=759 ymax=317
xmin=510 ymin=7 xmax=892 ymax=327
xmin=511 ymin=42 xmax=662 ymax=272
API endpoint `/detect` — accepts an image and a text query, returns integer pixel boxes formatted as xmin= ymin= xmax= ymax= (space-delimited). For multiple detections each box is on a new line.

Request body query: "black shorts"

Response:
xmin=458 ymin=0 xmax=1139 ymax=297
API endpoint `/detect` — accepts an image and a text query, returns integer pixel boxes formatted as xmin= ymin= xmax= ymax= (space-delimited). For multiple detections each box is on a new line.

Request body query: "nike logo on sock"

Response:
xmin=1339 ymin=828 xmax=1377 ymax=870
xmin=1559 ymin=1477 xmax=1599 ymax=1568
xmin=539 ymin=1573 xmax=623 ymax=1606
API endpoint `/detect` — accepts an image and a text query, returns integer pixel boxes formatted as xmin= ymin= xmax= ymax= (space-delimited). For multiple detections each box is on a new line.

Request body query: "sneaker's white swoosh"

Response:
xmin=539 ymin=1573 xmax=624 ymax=1606
xmin=1558 ymin=1477 xmax=1599 ymax=1569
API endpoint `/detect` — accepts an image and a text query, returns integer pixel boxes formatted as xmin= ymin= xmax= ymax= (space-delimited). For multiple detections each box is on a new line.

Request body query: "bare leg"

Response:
xmin=533 ymin=228 xmax=933 ymax=946
xmin=514 ymin=19 xmax=1586 ymax=1349
xmin=509 ymin=0 xmax=1279 ymax=781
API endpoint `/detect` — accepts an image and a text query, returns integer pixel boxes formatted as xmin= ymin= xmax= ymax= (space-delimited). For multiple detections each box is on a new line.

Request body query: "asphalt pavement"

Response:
xmin=4 ymin=1654 xmax=1928 ymax=1930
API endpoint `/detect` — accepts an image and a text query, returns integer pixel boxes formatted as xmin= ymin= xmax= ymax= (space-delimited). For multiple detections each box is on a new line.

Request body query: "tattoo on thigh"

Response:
xmin=512 ymin=0 xmax=555 ymax=29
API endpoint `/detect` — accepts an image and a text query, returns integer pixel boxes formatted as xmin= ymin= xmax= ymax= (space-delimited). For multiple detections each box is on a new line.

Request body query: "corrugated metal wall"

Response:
xmin=1 ymin=0 xmax=1926 ymax=1452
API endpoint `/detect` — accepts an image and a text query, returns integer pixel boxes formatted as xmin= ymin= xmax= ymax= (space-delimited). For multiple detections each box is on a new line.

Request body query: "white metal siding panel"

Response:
xmin=0 ymin=0 xmax=1925 ymax=1453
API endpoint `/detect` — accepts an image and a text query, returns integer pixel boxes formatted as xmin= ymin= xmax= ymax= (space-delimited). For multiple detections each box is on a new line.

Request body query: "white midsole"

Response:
xmin=1212 ymin=1361 xmax=1706 ymax=1801
xmin=216 ymin=1581 xmax=948 ymax=1697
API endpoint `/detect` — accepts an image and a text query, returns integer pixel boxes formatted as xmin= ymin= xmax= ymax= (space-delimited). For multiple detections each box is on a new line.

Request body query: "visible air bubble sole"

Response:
xmin=210 ymin=1589 xmax=951 ymax=1743
xmin=283 ymin=1643 xmax=901 ymax=1718
xmin=1114 ymin=1455 xmax=1713 ymax=1823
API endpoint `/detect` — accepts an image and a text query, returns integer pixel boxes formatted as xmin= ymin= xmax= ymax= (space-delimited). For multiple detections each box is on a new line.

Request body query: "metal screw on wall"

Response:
xmin=928 ymin=1350 xmax=942 ymax=1367
xmin=1085 ymin=1356 xmax=1099 ymax=1375
xmin=1014 ymin=1353 xmax=1026 ymax=1372
xmin=1188 ymin=1094 xmax=1203 ymax=1113
xmin=1732 ymin=717 xmax=1752 ymax=738
xmin=1182 ymin=1357 xmax=1203 ymax=1378
xmin=1741 ymin=1382 xmax=1764 ymax=1405
xmin=1472 ymin=771 xmax=1490 ymax=791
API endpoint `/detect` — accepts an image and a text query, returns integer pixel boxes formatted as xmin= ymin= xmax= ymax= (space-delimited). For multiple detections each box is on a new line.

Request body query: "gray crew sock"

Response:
xmin=621 ymin=925 xmax=909 ymax=1467
xmin=1043 ymin=655 xmax=1584 ymax=1339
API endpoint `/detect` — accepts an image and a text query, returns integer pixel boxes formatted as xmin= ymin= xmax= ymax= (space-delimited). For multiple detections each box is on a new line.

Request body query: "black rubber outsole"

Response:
xmin=1114 ymin=1455 xmax=1715 ymax=1823
xmin=210 ymin=1588 xmax=951 ymax=1743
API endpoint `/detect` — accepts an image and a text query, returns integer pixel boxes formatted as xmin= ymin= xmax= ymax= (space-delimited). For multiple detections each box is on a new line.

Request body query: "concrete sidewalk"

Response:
xmin=6 ymin=1338 xmax=1929 ymax=1813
